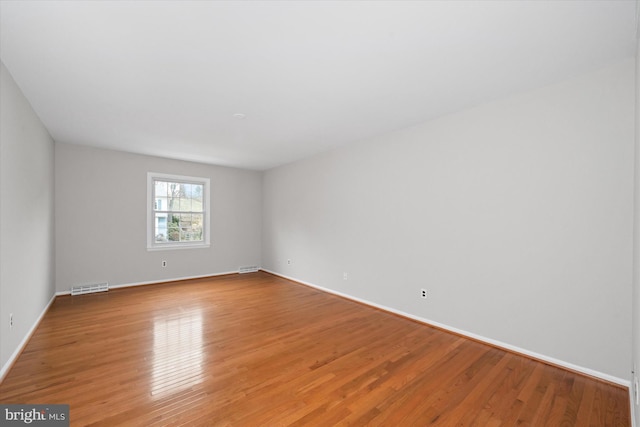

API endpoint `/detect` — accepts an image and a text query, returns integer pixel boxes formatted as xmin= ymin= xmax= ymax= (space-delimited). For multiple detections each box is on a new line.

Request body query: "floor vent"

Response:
xmin=238 ymin=266 xmax=259 ymax=274
xmin=71 ymin=282 xmax=109 ymax=296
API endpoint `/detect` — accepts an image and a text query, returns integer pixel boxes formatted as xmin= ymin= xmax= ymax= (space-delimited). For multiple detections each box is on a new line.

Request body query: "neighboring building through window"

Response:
xmin=147 ymin=172 xmax=210 ymax=250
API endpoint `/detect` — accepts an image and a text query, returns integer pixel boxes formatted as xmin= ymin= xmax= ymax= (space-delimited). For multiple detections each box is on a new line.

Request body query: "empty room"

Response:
xmin=1 ymin=1 xmax=639 ymax=425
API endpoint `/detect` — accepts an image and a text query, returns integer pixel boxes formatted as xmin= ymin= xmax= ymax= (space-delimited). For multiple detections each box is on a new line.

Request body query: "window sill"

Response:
xmin=147 ymin=243 xmax=210 ymax=251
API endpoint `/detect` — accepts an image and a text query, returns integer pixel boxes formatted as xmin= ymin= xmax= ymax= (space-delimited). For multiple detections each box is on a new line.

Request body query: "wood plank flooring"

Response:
xmin=0 ymin=272 xmax=630 ymax=426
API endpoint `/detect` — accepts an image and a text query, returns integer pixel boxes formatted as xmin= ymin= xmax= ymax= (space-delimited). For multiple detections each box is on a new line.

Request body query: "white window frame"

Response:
xmin=147 ymin=172 xmax=211 ymax=251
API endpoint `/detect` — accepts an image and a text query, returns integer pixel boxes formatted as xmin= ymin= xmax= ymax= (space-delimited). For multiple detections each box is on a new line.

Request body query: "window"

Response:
xmin=147 ymin=172 xmax=210 ymax=250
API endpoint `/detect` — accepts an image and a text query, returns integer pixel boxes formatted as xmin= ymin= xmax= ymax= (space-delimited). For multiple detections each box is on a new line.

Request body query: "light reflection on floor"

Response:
xmin=150 ymin=309 xmax=204 ymax=398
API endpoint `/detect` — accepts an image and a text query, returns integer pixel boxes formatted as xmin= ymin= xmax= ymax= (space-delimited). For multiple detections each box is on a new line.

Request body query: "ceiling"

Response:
xmin=0 ymin=1 xmax=636 ymax=170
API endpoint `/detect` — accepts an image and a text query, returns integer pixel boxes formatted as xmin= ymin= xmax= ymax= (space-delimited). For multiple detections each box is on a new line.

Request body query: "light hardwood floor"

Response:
xmin=0 ymin=272 xmax=630 ymax=426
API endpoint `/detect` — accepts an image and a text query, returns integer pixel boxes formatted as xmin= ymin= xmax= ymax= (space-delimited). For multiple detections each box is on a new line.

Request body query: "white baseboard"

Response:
xmin=262 ymin=269 xmax=630 ymax=389
xmin=56 ymin=270 xmax=240 ymax=296
xmin=0 ymin=293 xmax=56 ymax=383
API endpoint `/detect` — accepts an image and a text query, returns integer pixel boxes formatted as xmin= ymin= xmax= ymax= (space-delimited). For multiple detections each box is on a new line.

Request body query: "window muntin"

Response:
xmin=147 ymin=173 xmax=210 ymax=250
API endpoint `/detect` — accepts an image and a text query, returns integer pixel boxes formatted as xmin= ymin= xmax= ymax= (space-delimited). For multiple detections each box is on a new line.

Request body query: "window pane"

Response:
xmin=179 ymin=213 xmax=191 ymax=241
xmin=167 ymin=183 xmax=179 ymax=211
xmin=183 ymin=184 xmax=193 ymax=212
xmin=154 ymin=181 xmax=167 ymax=211
xmin=192 ymin=184 xmax=203 ymax=211
xmin=193 ymin=213 xmax=203 ymax=241
xmin=178 ymin=194 xmax=192 ymax=212
xmin=154 ymin=214 xmax=168 ymax=242
xmin=167 ymin=213 xmax=180 ymax=241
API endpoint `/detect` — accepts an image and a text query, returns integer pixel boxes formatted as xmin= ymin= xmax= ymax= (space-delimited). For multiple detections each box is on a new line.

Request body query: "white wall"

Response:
xmin=632 ymin=2 xmax=640 ymax=422
xmin=263 ymin=58 xmax=636 ymax=381
xmin=55 ymin=143 xmax=261 ymax=292
xmin=0 ymin=62 xmax=56 ymax=377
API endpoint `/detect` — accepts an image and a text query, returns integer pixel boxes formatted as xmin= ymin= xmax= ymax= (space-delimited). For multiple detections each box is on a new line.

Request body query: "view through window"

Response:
xmin=148 ymin=173 xmax=210 ymax=249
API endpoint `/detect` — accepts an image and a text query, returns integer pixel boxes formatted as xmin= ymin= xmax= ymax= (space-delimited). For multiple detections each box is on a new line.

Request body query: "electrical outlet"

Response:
xmin=9 ymin=313 xmax=13 ymax=328
xmin=420 ymin=289 xmax=427 ymax=299
xmin=287 ymin=259 xmax=291 ymax=265
xmin=162 ymin=260 xmax=167 ymax=267
xmin=343 ymin=272 xmax=348 ymax=280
